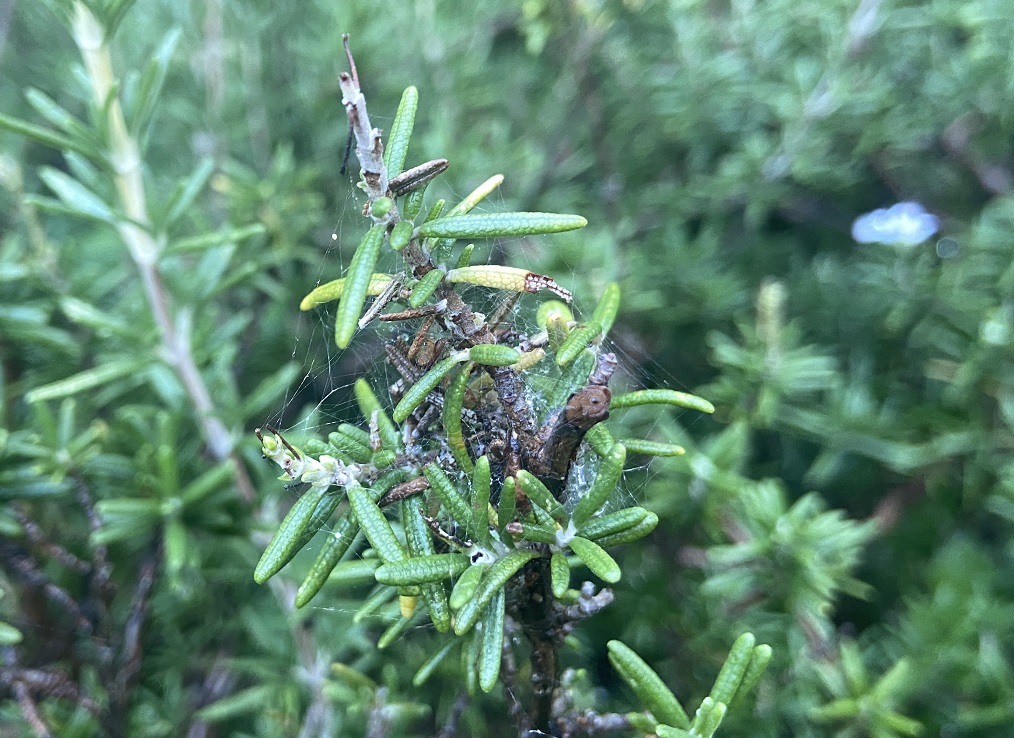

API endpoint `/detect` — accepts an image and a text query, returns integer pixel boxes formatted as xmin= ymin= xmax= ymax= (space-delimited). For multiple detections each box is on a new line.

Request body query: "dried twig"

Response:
xmin=13 ymin=507 xmax=91 ymax=574
xmin=12 ymin=678 xmax=53 ymax=738
xmin=339 ymin=35 xmax=389 ymax=207
xmin=2 ymin=648 xmax=53 ymax=738
xmin=0 ymin=539 xmax=93 ymax=635
xmin=560 ymin=582 xmax=615 ymax=625
xmin=379 ymin=476 xmax=430 ymax=507
xmin=358 ymin=276 xmax=404 ymax=329
xmin=436 ymin=692 xmax=469 ymax=738
xmin=109 ymin=540 xmax=161 ymax=724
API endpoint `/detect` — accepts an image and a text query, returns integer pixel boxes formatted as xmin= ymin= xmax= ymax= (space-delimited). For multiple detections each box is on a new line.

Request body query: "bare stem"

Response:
xmin=339 ymin=35 xmax=389 ymax=207
xmin=70 ymin=2 xmax=252 ymax=501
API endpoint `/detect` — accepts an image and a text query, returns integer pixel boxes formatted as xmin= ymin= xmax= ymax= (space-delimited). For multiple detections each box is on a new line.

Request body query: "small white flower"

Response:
xmin=851 ymin=202 xmax=939 ymax=246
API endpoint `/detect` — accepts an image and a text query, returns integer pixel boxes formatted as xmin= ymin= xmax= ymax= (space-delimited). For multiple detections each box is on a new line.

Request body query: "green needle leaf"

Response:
xmin=25 ymin=357 xmax=150 ymax=403
xmin=335 ymin=225 xmax=385 ymax=348
xmin=691 ymin=697 xmax=727 ymax=738
xmin=413 ymin=641 xmax=458 ymax=687
xmin=353 ymin=378 xmax=402 ymax=452
xmin=165 ymin=223 xmax=266 ymax=255
xmin=408 ymin=268 xmax=444 ymax=307
xmin=417 ymin=211 xmax=586 ymax=239
xmin=709 ymin=633 xmax=756 ymax=706
xmin=328 ymin=559 xmax=381 ymax=586
xmin=296 ymin=512 xmax=359 ymax=607
xmin=393 ymin=355 xmax=463 ymax=422
xmin=454 ymin=549 xmax=539 ymax=635
xmin=354 ymin=585 xmax=397 ymax=623
xmin=300 ymin=273 xmax=392 ymax=311
xmin=403 ymin=496 xmax=452 ymax=632
xmin=591 ymin=282 xmax=622 ymax=335
xmin=572 ymin=442 xmax=626 ymax=526
xmin=375 ymin=554 xmax=471 ymax=585
xmin=607 ymin=640 xmax=690 ymax=729
xmin=556 ymin=322 xmax=602 ymax=367
xmin=516 ymin=470 xmax=568 ymax=523
xmin=384 ymin=86 xmax=418 ymax=177
xmin=517 ymin=523 xmax=559 ymax=545
xmin=443 ymin=364 xmax=475 ymax=472
xmin=550 ymin=550 xmax=570 ymax=598
xmin=39 ymin=167 xmax=116 ymax=224
xmin=589 ymin=511 xmax=659 ymax=548
xmin=389 ymin=220 xmax=414 ymax=251
xmin=568 ymin=536 xmax=621 ymax=583
xmin=498 ymin=476 xmax=517 ymax=538
xmin=423 ymin=464 xmax=472 ymax=525
xmin=584 ymin=424 xmax=616 ymax=456
xmin=348 ymin=484 xmax=405 ymax=564
xmin=735 ymin=644 xmax=773 ymax=704
xmin=326 ymin=429 xmax=372 ymax=464
xmin=254 ymin=486 xmax=332 ymax=584
xmin=478 ymin=588 xmax=506 ymax=692
xmin=469 ymin=344 xmax=522 ymax=367
xmin=463 ymin=626 xmax=480 ymax=696
xmin=546 ymin=348 xmax=597 ymax=408
xmin=0 ymin=111 xmax=99 ymax=159
xmin=455 ymin=243 xmax=475 ymax=268
xmin=656 ymin=727 xmax=693 ymax=738
xmin=450 ymin=563 xmax=488 ymax=610
xmin=446 ymin=174 xmax=504 ymax=217
xmin=618 ymin=438 xmax=686 ymax=456
xmin=577 ymin=506 xmax=653 ymax=541
xmin=470 ymin=456 xmax=492 ymax=546
xmin=610 ymin=389 xmax=715 ymax=414
xmin=378 ymin=609 xmax=423 ymax=649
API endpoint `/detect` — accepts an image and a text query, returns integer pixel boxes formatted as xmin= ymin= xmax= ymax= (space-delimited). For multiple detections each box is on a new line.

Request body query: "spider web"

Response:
xmin=259 ymin=160 xmax=706 ymax=624
xmin=273 ymin=161 xmax=705 ymax=478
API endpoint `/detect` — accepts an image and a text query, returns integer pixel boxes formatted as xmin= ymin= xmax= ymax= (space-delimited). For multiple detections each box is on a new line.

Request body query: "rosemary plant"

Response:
xmin=254 ymin=41 xmax=770 ymax=737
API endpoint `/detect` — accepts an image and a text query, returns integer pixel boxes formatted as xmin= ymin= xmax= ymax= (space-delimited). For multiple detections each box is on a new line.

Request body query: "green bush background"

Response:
xmin=2 ymin=0 xmax=1013 ymax=735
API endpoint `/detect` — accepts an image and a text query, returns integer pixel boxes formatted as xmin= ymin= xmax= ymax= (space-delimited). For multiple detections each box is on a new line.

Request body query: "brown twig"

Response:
xmin=1 ymin=655 xmax=104 ymax=723
xmin=186 ymin=657 xmax=237 ymax=738
xmin=73 ymin=476 xmax=111 ymax=597
xmin=379 ymin=304 xmax=445 ymax=322
xmin=13 ymin=507 xmax=91 ymax=574
xmin=108 ymin=540 xmax=161 ymax=731
xmin=436 ymin=692 xmax=469 ymax=738
xmin=379 ymin=476 xmax=430 ymax=507
xmin=358 ymin=276 xmax=404 ymax=329
xmin=12 ymin=678 xmax=53 ymax=738
xmin=504 ymin=556 xmax=559 ymax=732
xmin=942 ymin=114 xmax=1014 ymax=196
xmin=2 ymin=648 xmax=54 ymax=738
xmin=0 ymin=538 xmax=93 ymax=636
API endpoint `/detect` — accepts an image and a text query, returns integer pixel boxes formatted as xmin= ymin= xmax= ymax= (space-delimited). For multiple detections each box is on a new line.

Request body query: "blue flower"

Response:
xmin=851 ymin=202 xmax=939 ymax=246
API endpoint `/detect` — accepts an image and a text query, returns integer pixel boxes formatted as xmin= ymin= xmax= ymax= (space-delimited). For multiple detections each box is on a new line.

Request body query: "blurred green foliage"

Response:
xmin=2 ymin=0 xmax=1013 ymax=736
